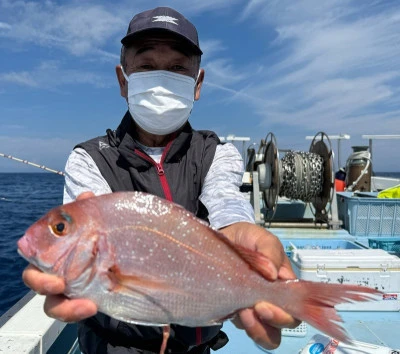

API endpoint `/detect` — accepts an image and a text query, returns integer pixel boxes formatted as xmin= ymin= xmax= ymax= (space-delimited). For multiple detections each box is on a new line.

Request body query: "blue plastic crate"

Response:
xmin=368 ymin=237 xmax=400 ymax=256
xmin=279 ymin=238 xmax=363 ymax=258
xmin=337 ymin=192 xmax=400 ymax=236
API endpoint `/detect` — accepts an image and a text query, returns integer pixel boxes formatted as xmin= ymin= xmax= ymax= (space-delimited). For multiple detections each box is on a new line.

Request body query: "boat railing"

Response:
xmin=0 ymin=290 xmax=78 ymax=353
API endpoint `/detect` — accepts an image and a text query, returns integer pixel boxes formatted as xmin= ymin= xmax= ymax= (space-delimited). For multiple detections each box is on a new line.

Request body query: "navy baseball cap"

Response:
xmin=121 ymin=7 xmax=202 ymax=55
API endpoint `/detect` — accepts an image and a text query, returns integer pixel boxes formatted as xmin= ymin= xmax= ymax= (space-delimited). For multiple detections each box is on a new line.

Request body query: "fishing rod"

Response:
xmin=0 ymin=152 xmax=65 ymax=176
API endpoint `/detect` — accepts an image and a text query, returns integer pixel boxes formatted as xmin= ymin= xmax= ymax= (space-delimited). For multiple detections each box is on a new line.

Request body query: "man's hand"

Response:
xmin=22 ymin=265 xmax=97 ymax=322
xmin=219 ymin=222 xmax=301 ymax=350
xmin=21 ymin=192 xmax=98 ymax=322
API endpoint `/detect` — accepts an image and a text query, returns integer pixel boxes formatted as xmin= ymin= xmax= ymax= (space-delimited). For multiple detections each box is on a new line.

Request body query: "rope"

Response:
xmin=344 ymin=150 xmax=371 ymax=191
xmin=279 ymin=151 xmax=324 ymax=202
xmin=0 ymin=152 xmax=65 ymax=176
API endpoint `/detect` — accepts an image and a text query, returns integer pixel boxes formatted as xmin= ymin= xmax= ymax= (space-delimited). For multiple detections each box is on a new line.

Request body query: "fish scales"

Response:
xmin=18 ymin=191 xmax=382 ymax=343
xmin=96 ymin=193 xmax=269 ymax=325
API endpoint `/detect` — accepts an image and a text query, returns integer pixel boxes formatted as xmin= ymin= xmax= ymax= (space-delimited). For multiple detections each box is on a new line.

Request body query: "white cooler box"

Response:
xmin=291 ymin=248 xmax=400 ymax=311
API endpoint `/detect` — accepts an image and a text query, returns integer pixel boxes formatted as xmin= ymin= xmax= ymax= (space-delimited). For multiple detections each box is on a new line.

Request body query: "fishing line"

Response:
xmin=0 ymin=153 xmax=64 ymax=203
xmin=0 ymin=152 xmax=65 ymax=176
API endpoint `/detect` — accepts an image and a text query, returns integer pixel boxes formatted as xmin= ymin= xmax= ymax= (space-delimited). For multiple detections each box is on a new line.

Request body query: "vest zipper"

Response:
xmin=133 ymin=141 xmax=174 ymax=202
xmin=135 ymin=139 xmax=203 ymax=346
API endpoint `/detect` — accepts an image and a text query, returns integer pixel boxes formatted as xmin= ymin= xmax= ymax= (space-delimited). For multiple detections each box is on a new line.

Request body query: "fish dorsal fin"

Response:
xmin=227 ymin=242 xmax=277 ymax=281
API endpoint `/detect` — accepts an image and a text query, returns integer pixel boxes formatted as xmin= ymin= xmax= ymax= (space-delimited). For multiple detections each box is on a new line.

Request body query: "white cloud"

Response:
xmin=0 ymin=21 xmax=11 ymax=29
xmin=204 ymin=59 xmax=248 ymax=86
xmin=0 ymin=60 xmax=112 ymax=89
xmin=200 ymin=39 xmax=227 ymax=61
xmin=0 ymin=0 xmax=244 ymax=58
xmin=207 ymin=1 xmax=400 ymax=138
xmin=0 ymin=0 xmax=124 ymax=56
xmin=158 ymin=0 xmax=245 ymax=15
xmin=188 ymin=1 xmax=400 ymax=173
xmin=241 ymin=0 xmax=358 ymax=26
xmin=0 ymin=72 xmax=39 ymax=87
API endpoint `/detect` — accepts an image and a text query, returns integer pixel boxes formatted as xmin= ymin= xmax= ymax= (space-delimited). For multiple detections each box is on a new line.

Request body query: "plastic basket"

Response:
xmin=337 ymin=192 xmax=400 ymax=236
xmin=368 ymin=237 xmax=400 ymax=256
xmin=279 ymin=238 xmax=363 ymax=258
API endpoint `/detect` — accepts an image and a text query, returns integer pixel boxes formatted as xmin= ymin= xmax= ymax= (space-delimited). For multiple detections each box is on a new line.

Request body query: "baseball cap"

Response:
xmin=121 ymin=7 xmax=202 ymax=55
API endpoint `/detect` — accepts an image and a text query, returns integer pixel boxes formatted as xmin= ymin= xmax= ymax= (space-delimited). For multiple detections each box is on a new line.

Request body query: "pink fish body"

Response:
xmin=18 ymin=192 xmax=380 ymax=342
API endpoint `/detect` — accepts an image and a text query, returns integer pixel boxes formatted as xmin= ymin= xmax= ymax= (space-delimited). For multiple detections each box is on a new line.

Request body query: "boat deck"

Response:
xmin=219 ymin=312 xmax=400 ymax=353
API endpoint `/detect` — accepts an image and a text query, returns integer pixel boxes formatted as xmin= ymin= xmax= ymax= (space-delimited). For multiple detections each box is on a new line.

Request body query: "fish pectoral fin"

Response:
xmin=107 ymin=265 xmax=184 ymax=295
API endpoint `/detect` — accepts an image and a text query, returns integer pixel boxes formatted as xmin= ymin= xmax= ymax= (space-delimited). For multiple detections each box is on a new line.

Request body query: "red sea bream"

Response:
xmin=18 ymin=192 xmax=381 ymax=346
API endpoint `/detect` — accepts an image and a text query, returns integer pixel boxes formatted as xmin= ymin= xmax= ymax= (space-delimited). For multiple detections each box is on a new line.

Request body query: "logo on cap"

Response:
xmin=152 ymin=16 xmax=178 ymax=25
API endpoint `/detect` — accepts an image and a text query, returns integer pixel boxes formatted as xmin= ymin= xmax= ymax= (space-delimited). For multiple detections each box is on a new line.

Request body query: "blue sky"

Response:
xmin=0 ymin=0 xmax=399 ymax=173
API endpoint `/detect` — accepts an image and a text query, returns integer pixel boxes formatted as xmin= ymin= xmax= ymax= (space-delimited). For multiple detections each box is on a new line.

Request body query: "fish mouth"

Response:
xmin=17 ymin=237 xmax=52 ymax=272
xmin=17 ymin=248 xmax=31 ymax=264
xmin=17 ymin=236 xmax=36 ymax=260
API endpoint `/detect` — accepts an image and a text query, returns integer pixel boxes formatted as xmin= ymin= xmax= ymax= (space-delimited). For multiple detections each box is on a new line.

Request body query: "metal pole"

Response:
xmin=369 ymin=138 xmax=373 ymax=162
xmin=362 ymin=135 xmax=400 ymax=167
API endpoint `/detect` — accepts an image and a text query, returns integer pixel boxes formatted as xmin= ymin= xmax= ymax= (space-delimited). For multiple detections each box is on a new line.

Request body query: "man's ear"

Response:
xmin=116 ymin=65 xmax=128 ymax=98
xmin=194 ymin=69 xmax=205 ymax=101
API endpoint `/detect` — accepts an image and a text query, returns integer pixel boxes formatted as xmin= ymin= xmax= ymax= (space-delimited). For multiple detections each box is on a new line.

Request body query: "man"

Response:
xmin=23 ymin=6 xmax=299 ymax=354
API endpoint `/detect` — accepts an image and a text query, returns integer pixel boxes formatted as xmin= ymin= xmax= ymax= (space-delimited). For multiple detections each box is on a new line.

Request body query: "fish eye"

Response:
xmin=56 ymin=222 xmax=65 ymax=232
xmin=51 ymin=222 xmax=67 ymax=236
xmin=49 ymin=212 xmax=72 ymax=237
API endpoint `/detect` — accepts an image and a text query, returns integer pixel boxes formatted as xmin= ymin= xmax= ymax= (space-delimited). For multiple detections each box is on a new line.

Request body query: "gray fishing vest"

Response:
xmin=75 ymin=112 xmax=227 ymax=354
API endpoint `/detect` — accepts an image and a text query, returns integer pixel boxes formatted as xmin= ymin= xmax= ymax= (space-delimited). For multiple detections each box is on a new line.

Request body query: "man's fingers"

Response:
xmin=277 ymin=252 xmax=297 ymax=280
xmin=76 ymin=191 xmax=95 ymax=200
xmin=22 ymin=265 xmax=65 ymax=295
xmin=254 ymin=302 xmax=301 ymax=329
xmin=22 ymin=265 xmax=97 ymax=322
xmin=235 ymin=308 xmax=281 ymax=350
xmin=278 ymin=263 xmax=296 ymax=280
xmin=233 ymin=302 xmax=301 ymax=350
xmin=44 ymin=295 xmax=97 ymax=322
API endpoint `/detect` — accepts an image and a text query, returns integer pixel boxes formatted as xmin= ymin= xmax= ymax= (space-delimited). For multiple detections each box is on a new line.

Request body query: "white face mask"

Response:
xmin=121 ymin=68 xmax=196 ymax=135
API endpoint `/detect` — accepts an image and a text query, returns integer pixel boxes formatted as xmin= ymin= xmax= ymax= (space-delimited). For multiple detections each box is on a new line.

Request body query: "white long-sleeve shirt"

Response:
xmin=63 ymin=143 xmax=255 ymax=229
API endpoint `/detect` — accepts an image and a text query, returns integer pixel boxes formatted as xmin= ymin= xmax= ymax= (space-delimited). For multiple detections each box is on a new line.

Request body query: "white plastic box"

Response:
xmin=291 ymin=248 xmax=400 ymax=311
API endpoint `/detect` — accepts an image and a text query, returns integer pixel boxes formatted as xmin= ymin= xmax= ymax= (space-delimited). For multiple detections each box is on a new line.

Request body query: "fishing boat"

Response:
xmin=0 ymin=133 xmax=399 ymax=353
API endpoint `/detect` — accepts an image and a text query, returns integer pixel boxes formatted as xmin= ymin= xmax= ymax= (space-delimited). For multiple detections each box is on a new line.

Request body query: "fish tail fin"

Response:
xmin=276 ymin=280 xmax=381 ymax=343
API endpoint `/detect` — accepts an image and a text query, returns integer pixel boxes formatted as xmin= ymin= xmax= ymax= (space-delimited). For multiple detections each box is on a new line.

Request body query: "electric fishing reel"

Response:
xmin=254 ymin=132 xmax=334 ymax=224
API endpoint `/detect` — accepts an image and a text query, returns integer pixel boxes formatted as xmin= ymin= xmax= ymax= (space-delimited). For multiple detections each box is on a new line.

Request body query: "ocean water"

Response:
xmin=0 ymin=173 xmax=64 ymax=316
xmin=0 ymin=171 xmax=399 ymax=317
